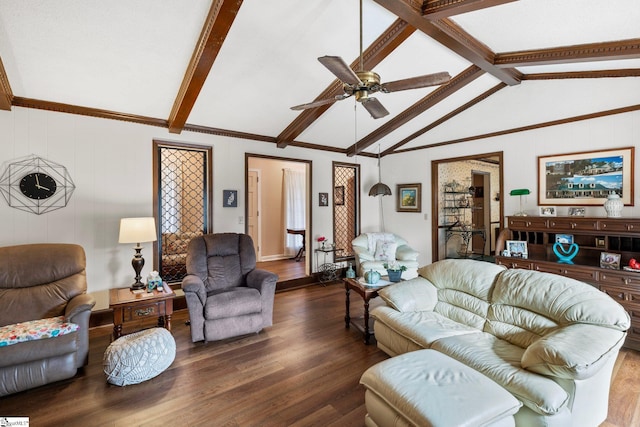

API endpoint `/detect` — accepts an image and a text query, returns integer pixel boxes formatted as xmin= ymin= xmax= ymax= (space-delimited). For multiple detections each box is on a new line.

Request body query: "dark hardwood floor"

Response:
xmin=1 ymin=282 xmax=638 ymax=426
xmin=257 ymin=256 xmax=307 ymax=282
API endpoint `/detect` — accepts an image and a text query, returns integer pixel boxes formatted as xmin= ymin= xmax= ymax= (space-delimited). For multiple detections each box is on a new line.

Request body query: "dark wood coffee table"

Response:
xmin=344 ymin=277 xmax=392 ymax=344
xmin=109 ymin=285 xmax=176 ymax=340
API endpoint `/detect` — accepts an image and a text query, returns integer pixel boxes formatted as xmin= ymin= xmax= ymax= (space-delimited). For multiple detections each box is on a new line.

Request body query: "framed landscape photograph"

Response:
xmin=537 ymin=147 xmax=634 ymax=206
xmin=506 ymin=240 xmax=528 ymax=258
xmin=555 ymin=234 xmax=574 ymax=245
xmin=397 ymin=183 xmax=422 ymax=213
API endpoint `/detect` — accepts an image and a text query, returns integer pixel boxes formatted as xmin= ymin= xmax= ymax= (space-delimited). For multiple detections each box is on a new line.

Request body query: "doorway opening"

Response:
xmin=431 ymin=152 xmax=503 ymax=262
xmin=152 ymin=140 xmax=213 ymax=284
xmin=246 ymin=154 xmax=311 ymax=283
xmin=333 ymin=161 xmax=360 ymax=262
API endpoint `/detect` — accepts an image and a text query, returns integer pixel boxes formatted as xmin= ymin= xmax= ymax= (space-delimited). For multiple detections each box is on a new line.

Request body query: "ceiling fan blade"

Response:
xmin=381 ymin=71 xmax=451 ymax=93
xmin=318 ymin=56 xmax=362 ymax=86
xmin=290 ymin=94 xmax=350 ymax=111
xmin=361 ymin=97 xmax=389 ymax=119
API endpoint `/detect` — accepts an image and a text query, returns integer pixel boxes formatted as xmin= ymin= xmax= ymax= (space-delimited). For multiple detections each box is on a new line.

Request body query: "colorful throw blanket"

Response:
xmin=0 ymin=316 xmax=78 ymax=347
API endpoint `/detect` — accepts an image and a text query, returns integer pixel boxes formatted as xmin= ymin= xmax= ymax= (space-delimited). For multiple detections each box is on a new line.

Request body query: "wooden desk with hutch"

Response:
xmin=496 ymin=216 xmax=640 ymax=350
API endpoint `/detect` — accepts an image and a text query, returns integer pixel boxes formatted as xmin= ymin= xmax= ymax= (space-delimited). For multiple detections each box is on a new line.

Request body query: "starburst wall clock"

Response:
xmin=0 ymin=155 xmax=75 ymax=215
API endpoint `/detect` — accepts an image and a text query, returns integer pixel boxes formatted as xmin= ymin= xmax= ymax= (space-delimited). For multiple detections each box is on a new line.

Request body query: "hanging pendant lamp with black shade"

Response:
xmin=369 ymin=146 xmax=391 ymax=196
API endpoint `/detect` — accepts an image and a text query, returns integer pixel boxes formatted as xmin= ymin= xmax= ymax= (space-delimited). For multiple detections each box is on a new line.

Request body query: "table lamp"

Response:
xmin=509 ymin=189 xmax=530 ymax=216
xmin=119 ymin=217 xmax=157 ymax=290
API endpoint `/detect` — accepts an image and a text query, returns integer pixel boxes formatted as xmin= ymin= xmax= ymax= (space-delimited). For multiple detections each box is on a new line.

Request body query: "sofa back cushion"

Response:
xmin=0 ymin=244 xmax=87 ymax=326
xmin=187 ymin=233 xmax=256 ymax=293
xmin=417 ymin=259 xmax=506 ymax=330
xmin=488 ymin=268 xmax=631 ymax=349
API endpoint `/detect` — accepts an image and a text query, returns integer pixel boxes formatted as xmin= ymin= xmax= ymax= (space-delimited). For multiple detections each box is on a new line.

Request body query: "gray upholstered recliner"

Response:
xmin=0 ymin=243 xmax=96 ymax=396
xmin=182 ymin=233 xmax=278 ymax=343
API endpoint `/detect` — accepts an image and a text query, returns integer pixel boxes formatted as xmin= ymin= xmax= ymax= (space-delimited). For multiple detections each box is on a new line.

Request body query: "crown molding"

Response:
xmin=495 ymin=39 xmax=640 ymax=67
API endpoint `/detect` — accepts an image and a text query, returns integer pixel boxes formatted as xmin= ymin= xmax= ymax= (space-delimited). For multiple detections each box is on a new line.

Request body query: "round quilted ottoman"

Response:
xmin=103 ymin=328 xmax=176 ymax=386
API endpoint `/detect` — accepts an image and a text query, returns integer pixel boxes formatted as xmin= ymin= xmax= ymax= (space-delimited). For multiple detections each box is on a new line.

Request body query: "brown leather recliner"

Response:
xmin=0 ymin=243 xmax=96 ymax=396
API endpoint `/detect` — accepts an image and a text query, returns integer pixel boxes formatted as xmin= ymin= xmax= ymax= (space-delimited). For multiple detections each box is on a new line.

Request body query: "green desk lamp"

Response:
xmin=509 ymin=189 xmax=530 ymax=216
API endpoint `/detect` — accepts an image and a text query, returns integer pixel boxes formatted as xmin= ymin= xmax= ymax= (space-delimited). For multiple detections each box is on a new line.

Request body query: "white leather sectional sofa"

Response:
xmin=364 ymin=259 xmax=630 ymax=427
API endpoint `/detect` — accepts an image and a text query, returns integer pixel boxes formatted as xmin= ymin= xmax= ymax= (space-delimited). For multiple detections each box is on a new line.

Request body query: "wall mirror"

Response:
xmin=431 ymin=152 xmax=503 ymax=262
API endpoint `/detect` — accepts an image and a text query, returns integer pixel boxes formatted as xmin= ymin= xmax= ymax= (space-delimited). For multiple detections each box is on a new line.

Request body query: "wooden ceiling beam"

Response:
xmin=276 ymin=18 xmax=415 ymax=148
xmin=0 ymin=56 xmax=13 ymax=111
xmin=382 ymin=82 xmax=506 ymax=155
xmin=422 ymin=0 xmax=518 ymax=20
xmin=495 ymin=39 xmax=640 ymax=68
xmin=347 ymin=64 xmax=484 ymax=156
xmin=373 ymin=0 xmax=521 ymax=85
xmin=167 ymin=0 xmax=243 ymax=134
xmin=396 ymin=103 xmax=640 ymax=153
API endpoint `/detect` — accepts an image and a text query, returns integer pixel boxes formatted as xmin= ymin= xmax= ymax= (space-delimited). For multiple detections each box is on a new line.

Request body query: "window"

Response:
xmin=333 ymin=162 xmax=360 ymax=261
xmin=153 ymin=140 xmax=212 ymax=283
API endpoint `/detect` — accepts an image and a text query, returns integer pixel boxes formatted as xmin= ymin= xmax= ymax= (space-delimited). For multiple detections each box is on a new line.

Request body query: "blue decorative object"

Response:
xmin=364 ymin=270 xmax=381 ymax=285
xmin=387 ymin=270 xmax=402 ymax=282
xmin=346 ymin=263 xmax=356 ymax=279
xmin=553 ymin=242 xmax=579 ymax=264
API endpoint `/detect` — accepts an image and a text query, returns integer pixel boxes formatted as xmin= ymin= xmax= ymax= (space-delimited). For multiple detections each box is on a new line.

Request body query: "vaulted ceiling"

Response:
xmin=1 ymin=0 xmax=639 ymax=157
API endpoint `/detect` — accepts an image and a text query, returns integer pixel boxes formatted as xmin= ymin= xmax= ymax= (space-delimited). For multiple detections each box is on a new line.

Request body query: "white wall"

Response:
xmin=0 ymin=106 xmax=377 ymax=309
xmin=382 ymin=110 xmax=640 ymax=267
xmin=2 ymin=104 xmax=638 ymax=309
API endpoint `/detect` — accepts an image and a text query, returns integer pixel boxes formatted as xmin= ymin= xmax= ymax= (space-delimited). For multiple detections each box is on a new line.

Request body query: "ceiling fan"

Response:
xmin=290 ymin=0 xmax=451 ymax=119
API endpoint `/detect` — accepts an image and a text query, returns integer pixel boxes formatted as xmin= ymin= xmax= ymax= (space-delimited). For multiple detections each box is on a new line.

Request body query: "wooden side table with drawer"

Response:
xmin=109 ymin=285 xmax=176 ymax=340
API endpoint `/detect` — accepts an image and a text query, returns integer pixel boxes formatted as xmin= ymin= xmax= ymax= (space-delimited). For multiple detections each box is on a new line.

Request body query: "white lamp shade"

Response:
xmin=118 ymin=217 xmax=157 ymax=244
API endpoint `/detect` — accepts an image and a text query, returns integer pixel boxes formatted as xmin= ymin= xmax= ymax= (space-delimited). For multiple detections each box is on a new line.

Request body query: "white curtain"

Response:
xmin=283 ymin=169 xmax=306 ymax=256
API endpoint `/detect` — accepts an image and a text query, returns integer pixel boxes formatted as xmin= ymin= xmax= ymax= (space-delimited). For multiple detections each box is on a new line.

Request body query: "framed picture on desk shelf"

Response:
xmin=506 ymin=240 xmax=528 ymax=258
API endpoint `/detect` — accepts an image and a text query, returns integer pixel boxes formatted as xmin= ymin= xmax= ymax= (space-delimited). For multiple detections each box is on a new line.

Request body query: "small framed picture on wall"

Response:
xmin=223 ymin=190 xmax=237 ymax=207
xmin=319 ymin=192 xmax=328 ymax=207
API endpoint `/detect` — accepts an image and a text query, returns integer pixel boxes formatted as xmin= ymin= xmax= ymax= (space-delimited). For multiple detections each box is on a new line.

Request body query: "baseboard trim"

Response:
xmin=89 ymin=275 xmax=331 ymax=328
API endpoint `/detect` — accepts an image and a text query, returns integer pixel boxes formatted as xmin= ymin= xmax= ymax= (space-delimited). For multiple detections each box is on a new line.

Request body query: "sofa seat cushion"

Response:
xmin=361 ymin=349 xmax=521 ymax=427
xmin=432 ymin=333 xmax=569 ymax=416
xmin=0 ymin=316 xmax=78 ymax=347
xmin=372 ymin=306 xmax=481 ymax=349
xmin=204 ymin=287 xmax=261 ymax=320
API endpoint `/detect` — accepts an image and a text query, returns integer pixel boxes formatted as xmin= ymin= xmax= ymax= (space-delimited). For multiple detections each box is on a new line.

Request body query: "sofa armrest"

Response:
xmin=377 ymin=277 xmax=438 ymax=312
xmin=247 ymin=268 xmax=278 ymax=293
xmin=396 ymin=244 xmax=418 ymax=261
xmin=521 ymin=323 xmax=627 ymax=380
xmin=353 ymin=246 xmax=374 ymax=262
xmin=181 ymin=274 xmax=207 ymax=305
xmin=65 ymin=293 xmax=96 ymax=322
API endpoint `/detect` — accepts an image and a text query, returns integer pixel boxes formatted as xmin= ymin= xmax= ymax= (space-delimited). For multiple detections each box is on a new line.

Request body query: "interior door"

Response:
xmin=248 ymin=170 xmax=260 ymax=258
xmin=472 ymin=172 xmax=490 ymax=255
